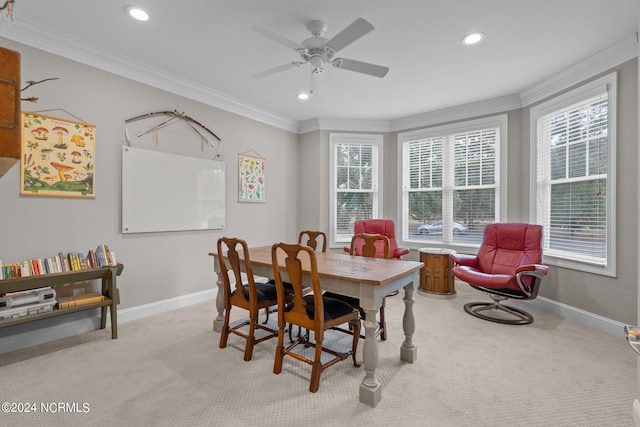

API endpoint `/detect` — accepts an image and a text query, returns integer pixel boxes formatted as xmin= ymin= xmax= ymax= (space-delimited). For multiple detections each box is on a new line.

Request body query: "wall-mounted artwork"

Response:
xmin=238 ymin=152 xmax=265 ymax=203
xmin=20 ymin=111 xmax=96 ymax=198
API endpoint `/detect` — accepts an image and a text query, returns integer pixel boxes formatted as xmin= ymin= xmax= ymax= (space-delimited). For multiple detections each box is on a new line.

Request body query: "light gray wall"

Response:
xmin=0 ymin=40 xmax=298 ymax=316
xmin=297 ymin=131 xmax=326 ymax=232
xmin=298 ymin=60 xmax=638 ymax=325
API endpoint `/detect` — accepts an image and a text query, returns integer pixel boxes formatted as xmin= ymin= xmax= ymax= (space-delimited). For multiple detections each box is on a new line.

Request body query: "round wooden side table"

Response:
xmin=419 ymin=247 xmax=457 ymax=296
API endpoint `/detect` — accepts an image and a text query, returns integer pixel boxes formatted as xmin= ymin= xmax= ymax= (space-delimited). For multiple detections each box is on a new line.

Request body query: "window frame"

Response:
xmin=329 ymin=133 xmax=383 ymax=248
xmin=529 ymin=72 xmax=617 ymax=277
xmin=397 ymin=115 xmax=508 ymax=251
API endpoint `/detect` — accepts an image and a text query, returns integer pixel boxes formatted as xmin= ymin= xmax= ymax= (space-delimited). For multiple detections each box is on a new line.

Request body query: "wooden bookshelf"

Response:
xmin=0 ymin=264 xmax=123 ymax=339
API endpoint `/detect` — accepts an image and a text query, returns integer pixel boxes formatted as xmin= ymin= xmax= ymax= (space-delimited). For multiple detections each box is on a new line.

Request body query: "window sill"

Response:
xmin=542 ymin=254 xmax=615 ymax=277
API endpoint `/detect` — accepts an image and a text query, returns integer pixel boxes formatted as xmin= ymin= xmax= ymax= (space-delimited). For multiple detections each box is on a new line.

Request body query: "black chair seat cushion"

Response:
xmin=231 ymin=282 xmax=278 ymax=302
xmin=267 ymin=279 xmax=310 ymax=296
xmin=286 ymin=294 xmax=355 ymax=321
xmin=322 ymin=291 xmax=359 ymax=307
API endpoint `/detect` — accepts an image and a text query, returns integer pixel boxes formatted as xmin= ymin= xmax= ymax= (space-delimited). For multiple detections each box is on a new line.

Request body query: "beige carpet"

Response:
xmin=0 ymin=285 xmax=636 ymax=427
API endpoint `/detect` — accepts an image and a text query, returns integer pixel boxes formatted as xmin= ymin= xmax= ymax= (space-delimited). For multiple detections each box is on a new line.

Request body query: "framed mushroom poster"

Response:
xmin=20 ymin=111 xmax=96 ymax=198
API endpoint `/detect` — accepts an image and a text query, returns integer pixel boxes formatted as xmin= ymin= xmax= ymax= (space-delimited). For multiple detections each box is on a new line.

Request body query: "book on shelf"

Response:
xmin=60 ymin=252 xmax=70 ymax=272
xmin=87 ymin=249 xmax=97 ymax=269
xmin=54 ymin=254 xmax=62 ymax=273
xmin=20 ymin=261 xmax=30 ymax=277
xmin=57 ymin=293 xmax=105 ymax=309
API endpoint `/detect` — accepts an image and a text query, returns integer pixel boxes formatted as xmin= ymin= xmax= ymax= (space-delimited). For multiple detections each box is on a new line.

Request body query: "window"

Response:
xmin=399 ymin=116 xmax=506 ymax=246
xmin=329 ymin=133 xmax=382 ymax=246
xmin=531 ymin=73 xmax=616 ymax=276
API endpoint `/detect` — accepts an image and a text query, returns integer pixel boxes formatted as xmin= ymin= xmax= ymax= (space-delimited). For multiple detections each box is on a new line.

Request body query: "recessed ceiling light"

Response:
xmin=126 ymin=6 xmax=149 ymax=21
xmin=297 ymin=92 xmax=310 ymax=100
xmin=462 ymin=32 xmax=485 ymax=46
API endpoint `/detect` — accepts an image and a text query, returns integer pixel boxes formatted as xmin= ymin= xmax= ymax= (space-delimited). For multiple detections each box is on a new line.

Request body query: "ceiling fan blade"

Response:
xmin=325 ymin=18 xmax=374 ymax=53
xmin=252 ymin=25 xmax=304 ymax=51
xmin=332 ymin=58 xmax=389 ymax=78
xmin=251 ymin=62 xmax=303 ymax=79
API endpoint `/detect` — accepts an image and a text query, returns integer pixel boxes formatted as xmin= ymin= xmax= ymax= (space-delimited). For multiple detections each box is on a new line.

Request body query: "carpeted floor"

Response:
xmin=0 ymin=285 xmax=636 ymax=426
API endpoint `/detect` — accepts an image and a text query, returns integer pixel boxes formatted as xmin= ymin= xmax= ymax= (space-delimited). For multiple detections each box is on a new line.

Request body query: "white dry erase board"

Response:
xmin=121 ymin=146 xmax=225 ymax=233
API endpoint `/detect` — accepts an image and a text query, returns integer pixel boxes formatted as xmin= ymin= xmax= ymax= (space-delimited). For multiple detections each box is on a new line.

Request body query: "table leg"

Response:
xmin=213 ymin=272 xmax=224 ymax=332
xmin=401 ymin=283 xmax=417 ymax=362
xmin=359 ymin=307 xmax=381 ymax=407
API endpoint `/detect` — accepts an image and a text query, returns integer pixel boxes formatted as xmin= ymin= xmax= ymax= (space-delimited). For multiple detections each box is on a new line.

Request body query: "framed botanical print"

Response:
xmin=20 ymin=111 xmax=96 ymax=198
xmin=238 ymin=153 xmax=265 ymax=203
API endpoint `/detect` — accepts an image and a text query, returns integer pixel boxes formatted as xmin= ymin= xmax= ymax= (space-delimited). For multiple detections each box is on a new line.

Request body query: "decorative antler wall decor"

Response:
xmin=1 ymin=0 xmax=15 ymax=19
xmin=21 ymin=78 xmax=60 ymax=103
xmin=124 ymin=109 xmax=222 ymax=158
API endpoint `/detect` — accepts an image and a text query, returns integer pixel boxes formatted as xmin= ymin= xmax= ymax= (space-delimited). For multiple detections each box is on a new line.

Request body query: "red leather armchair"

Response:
xmin=449 ymin=223 xmax=549 ymax=325
xmin=346 ymin=219 xmax=410 ymax=260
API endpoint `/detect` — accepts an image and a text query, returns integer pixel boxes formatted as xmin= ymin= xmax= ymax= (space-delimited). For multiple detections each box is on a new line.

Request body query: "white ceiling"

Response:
xmin=2 ymin=0 xmax=638 ymax=129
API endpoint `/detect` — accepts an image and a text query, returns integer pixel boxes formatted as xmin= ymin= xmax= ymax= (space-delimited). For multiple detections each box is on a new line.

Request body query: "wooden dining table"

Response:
xmin=209 ymin=245 xmax=423 ymax=407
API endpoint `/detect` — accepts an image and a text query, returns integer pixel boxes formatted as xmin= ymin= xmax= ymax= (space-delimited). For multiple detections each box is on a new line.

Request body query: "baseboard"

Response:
xmin=0 ymin=289 xmax=216 ymax=355
xmin=511 ymin=295 xmax=626 ymax=337
xmin=116 ymin=289 xmax=215 ymax=324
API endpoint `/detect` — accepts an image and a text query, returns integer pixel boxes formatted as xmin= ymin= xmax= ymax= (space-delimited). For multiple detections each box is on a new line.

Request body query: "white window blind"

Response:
xmin=400 ymin=116 xmax=503 ymax=245
xmin=329 ymin=133 xmax=382 ymax=245
xmin=531 ymin=72 xmax=616 ymax=275
xmin=535 ymin=90 xmax=609 ymax=265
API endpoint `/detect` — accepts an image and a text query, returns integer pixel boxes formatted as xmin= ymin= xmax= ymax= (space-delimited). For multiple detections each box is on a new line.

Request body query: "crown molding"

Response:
xmin=389 ymin=94 xmax=522 ymax=132
xmin=520 ymin=33 xmax=638 ymax=107
xmin=1 ymin=18 xmax=299 ymax=133
xmin=298 ymin=117 xmax=391 ymax=134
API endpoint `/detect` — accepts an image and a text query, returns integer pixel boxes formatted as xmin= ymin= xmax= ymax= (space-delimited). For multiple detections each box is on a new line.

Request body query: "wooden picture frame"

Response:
xmin=20 ymin=111 xmax=96 ymax=198
xmin=238 ymin=153 xmax=265 ymax=203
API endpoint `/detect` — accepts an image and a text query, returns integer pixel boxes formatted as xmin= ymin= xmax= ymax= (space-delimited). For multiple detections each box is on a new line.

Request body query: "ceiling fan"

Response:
xmin=251 ymin=18 xmax=389 ymax=80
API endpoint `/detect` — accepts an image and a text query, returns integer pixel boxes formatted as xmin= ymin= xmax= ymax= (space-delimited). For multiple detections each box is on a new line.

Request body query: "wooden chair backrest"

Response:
xmin=350 ymin=233 xmax=390 ymax=259
xmin=217 ymin=237 xmax=258 ymax=310
xmin=298 ymin=230 xmax=327 ymax=252
xmin=271 ymin=243 xmax=324 ymax=333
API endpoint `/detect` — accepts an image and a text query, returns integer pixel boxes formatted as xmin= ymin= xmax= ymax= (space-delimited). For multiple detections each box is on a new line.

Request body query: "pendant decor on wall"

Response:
xmin=238 ymin=151 xmax=265 ymax=203
xmin=20 ymin=111 xmax=96 ymax=198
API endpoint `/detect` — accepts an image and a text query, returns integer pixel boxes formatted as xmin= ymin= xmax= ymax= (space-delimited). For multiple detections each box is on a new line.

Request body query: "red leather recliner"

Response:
xmin=345 ymin=219 xmax=410 ymax=260
xmin=449 ymin=223 xmax=549 ymax=325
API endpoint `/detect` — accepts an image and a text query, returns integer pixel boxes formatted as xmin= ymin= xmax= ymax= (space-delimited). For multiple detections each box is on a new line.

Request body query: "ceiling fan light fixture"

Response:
xmin=462 ymin=32 xmax=484 ymax=46
xmin=126 ymin=6 xmax=149 ymax=21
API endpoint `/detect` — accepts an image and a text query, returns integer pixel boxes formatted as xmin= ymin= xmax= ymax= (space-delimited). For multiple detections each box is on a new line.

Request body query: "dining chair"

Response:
xmin=271 ymin=242 xmax=361 ymax=393
xmin=325 ymin=233 xmax=391 ymax=340
xmin=264 ymin=230 xmax=324 ymax=336
xmin=346 ymin=219 xmax=409 ymax=259
xmin=298 ymin=230 xmax=327 ymax=252
xmin=217 ymin=237 xmax=279 ymax=361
